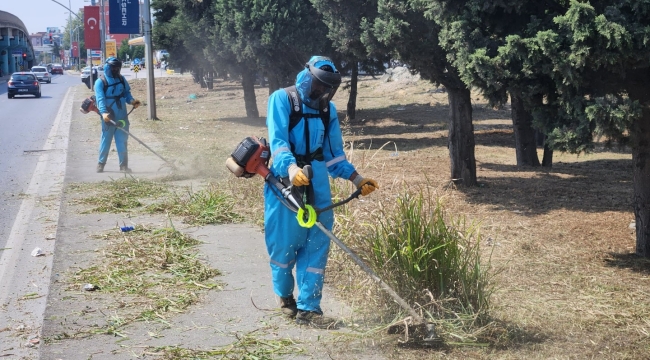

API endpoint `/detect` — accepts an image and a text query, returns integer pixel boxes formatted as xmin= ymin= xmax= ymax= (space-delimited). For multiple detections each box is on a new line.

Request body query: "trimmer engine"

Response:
xmin=226 ymin=136 xmax=271 ymax=178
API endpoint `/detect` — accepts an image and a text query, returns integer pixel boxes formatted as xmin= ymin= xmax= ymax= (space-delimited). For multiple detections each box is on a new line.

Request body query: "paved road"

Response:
xmin=0 ymin=73 xmax=78 ymax=358
xmin=0 ymin=73 xmax=78 ymax=246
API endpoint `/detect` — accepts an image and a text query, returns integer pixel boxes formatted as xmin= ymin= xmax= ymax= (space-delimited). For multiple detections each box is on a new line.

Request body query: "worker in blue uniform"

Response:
xmin=95 ymin=57 xmax=141 ymax=173
xmin=264 ymin=56 xmax=379 ymax=328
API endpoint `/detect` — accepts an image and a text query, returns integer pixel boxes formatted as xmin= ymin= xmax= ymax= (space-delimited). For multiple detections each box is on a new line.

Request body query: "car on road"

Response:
xmin=30 ymin=66 xmax=51 ymax=83
xmin=7 ymin=72 xmax=41 ymax=99
xmin=80 ymin=66 xmax=104 ymax=88
xmin=51 ymin=64 xmax=64 ymax=74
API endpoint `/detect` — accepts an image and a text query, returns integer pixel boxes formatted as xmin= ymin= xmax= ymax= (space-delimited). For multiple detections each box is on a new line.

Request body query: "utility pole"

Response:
xmin=143 ymin=0 xmax=157 ymax=120
xmin=100 ymin=0 xmax=106 ymax=64
xmin=68 ymin=0 xmax=72 ymax=68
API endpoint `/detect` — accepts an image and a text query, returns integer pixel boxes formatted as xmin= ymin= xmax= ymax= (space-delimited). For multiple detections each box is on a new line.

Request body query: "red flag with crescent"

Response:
xmin=72 ymin=42 xmax=79 ymax=58
xmin=84 ymin=6 xmax=100 ymax=49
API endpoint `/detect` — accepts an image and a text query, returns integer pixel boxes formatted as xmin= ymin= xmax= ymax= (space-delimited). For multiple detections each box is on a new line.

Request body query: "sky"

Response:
xmin=1 ymin=0 xmax=90 ymax=35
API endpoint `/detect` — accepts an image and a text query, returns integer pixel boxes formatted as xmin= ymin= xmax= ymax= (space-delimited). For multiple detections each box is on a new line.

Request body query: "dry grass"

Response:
xmin=64 ymin=225 xmax=220 ymax=337
xmin=119 ymin=74 xmax=650 ymax=358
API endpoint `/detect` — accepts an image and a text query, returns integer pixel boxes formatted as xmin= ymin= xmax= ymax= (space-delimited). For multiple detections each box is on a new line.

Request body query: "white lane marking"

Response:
xmin=0 ymin=86 xmax=73 ymax=356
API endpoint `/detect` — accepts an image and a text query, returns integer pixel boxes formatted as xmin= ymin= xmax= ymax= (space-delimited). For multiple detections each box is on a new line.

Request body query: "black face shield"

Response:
xmin=106 ymin=58 xmax=122 ymax=78
xmin=307 ymin=64 xmax=341 ymax=106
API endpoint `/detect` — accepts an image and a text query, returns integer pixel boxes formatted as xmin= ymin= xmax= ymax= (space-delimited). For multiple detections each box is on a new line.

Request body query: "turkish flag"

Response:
xmin=84 ymin=6 xmax=100 ymax=49
xmin=72 ymin=42 xmax=79 ymax=57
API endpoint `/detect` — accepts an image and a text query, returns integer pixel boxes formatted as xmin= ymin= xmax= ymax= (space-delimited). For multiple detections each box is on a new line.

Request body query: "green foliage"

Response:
xmin=365 ymin=191 xmax=494 ymax=315
xmin=116 ymin=39 xmax=144 ymax=62
xmin=147 ymin=184 xmax=243 ymax=226
xmin=212 ymin=0 xmax=331 ymax=88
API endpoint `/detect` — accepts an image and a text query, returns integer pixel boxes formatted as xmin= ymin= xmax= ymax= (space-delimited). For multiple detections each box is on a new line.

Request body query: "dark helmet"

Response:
xmin=105 ymin=57 xmax=122 ymax=78
xmin=302 ymin=56 xmax=341 ymax=109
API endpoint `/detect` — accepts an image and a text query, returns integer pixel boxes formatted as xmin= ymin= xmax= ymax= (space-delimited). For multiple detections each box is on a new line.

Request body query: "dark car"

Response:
xmin=7 ymin=72 xmax=41 ymax=99
xmin=51 ymin=64 xmax=64 ymax=74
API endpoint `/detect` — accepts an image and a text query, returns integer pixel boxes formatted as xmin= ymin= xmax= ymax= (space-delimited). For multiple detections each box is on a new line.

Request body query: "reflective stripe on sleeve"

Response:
xmin=272 ymin=146 xmax=291 ymax=159
xmin=325 ymin=155 xmax=346 ymax=167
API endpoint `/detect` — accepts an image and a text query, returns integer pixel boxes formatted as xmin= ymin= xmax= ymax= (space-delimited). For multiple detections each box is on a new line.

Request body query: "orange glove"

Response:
xmin=131 ymin=99 xmax=142 ymax=109
xmin=353 ymin=175 xmax=379 ymax=196
xmin=288 ymin=164 xmax=310 ymax=186
xmin=102 ymin=113 xmax=112 ymax=123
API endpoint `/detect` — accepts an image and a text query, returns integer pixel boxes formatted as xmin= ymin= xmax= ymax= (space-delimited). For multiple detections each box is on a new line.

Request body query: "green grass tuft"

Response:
xmin=147 ymin=183 xmax=243 ymax=225
xmin=363 ymin=190 xmax=496 ymax=334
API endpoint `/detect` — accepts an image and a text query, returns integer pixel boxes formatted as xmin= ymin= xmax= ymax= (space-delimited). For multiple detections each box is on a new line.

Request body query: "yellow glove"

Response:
xmin=131 ymin=99 xmax=142 ymax=109
xmin=102 ymin=113 xmax=112 ymax=123
xmin=353 ymin=176 xmax=379 ymax=196
xmin=288 ymin=164 xmax=310 ymax=186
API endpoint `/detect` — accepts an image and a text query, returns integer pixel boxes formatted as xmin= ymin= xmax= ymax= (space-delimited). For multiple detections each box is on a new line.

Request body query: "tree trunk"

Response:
xmin=268 ymin=75 xmax=281 ymax=96
xmin=241 ymin=70 xmax=259 ymax=118
xmin=536 ymin=131 xmax=554 ymax=167
xmin=447 ymin=87 xmax=477 ymax=186
xmin=510 ymin=93 xmax=541 ymax=167
xmin=542 ymin=143 xmax=553 ymax=167
xmin=632 ymin=107 xmax=650 ymax=257
xmin=347 ymin=62 xmax=359 ymax=120
xmin=206 ymin=71 xmax=213 ymax=90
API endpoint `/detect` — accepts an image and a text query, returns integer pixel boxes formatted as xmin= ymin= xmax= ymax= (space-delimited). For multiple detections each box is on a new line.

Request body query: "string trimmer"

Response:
xmin=108 ymin=107 xmax=178 ymax=171
xmin=226 ymin=136 xmax=438 ymax=342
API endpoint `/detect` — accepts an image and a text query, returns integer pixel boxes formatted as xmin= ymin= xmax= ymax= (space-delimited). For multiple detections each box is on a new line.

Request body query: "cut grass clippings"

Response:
xmin=144 ymin=331 xmax=304 ymax=359
xmin=70 ymin=178 xmax=243 ymax=226
xmin=70 ymin=177 xmax=170 ymax=213
xmin=68 ymin=225 xmax=220 ymax=335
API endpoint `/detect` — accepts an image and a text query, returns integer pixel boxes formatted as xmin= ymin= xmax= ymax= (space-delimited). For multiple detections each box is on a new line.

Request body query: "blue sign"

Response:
xmin=133 ymin=58 xmax=141 ymax=65
xmin=109 ymin=0 xmax=140 ymax=34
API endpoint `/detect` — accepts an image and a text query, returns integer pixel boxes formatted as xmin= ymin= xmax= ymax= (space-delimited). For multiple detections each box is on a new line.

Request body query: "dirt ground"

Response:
xmin=121 ymin=73 xmax=650 ymax=359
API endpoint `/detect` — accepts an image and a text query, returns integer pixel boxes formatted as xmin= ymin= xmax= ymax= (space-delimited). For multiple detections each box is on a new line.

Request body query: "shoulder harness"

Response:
xmin=283 ymin=85 xmax=331 ymax=167
xmin=99 ymin=74 xmax=127 ymax=110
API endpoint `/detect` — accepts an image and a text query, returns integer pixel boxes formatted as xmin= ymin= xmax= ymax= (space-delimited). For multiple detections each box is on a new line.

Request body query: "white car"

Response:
xmin=30 ymin=66 xmax=51 ymax=83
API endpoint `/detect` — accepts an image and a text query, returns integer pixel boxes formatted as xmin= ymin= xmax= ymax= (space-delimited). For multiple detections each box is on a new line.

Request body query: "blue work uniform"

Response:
xmin=264 ymin=70 xmax=357 ymax=314
xmin=95 ymin=63 xmax=134 ymax=166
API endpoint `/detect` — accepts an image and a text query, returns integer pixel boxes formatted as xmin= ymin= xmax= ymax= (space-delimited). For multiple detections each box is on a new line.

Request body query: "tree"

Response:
xmin=432 ymin=0 xmax=650 ymax=256
xmin=212 ymin=0 xmax=332 ymax=117
xmin=364 ymin=0 xmax=477 ymax=186
xmin=117 ymin=39 xmax=129 ymax=61
xmin=311 ymin=0 xmax=387 ymax=119
xmin=423 ymin=0 xmax=563 ymax=167
xmin=538 ymin=1 xmax=650 ymax=257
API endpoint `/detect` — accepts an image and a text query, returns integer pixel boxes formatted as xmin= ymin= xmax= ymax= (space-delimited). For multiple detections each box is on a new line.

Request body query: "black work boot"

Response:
xmin=295 ymin=310 xmax=341 ymax=329
xmin=119 ymin=159 xmax=132 ymax=173
xmin=279 ymin=296 xmax=298 ymax=318
xmin=96 ymin=163 xmax=105 ymax=173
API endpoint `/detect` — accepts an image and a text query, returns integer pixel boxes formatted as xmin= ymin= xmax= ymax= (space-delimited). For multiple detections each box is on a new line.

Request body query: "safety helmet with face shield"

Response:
xmin=297 ymin=56 xmax=341 ymax=109
xmin=106 ymin=57 xmax=122 ymax=78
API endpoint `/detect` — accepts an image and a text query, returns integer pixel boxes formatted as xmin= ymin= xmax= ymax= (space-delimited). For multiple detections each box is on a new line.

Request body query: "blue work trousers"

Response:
xmin=98 ymin=119 xmax=129 ymax=165
xmin=264 ymin=184 xmax=335 ymax=314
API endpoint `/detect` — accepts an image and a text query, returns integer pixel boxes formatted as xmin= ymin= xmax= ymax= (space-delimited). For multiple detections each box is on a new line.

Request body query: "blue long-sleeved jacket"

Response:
xmin=94 ymin=63 xmax=134 ymax=121
xmin=267 ymin=89 xmax=356 ymax=188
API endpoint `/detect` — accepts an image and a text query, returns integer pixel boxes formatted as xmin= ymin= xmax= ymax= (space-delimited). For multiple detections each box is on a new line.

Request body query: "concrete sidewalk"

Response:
xmin=36 ymin=85 xmax=387 ymax=359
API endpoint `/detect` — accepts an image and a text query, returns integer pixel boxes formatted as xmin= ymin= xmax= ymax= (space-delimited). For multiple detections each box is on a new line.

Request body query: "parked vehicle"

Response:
xmin=51 ymin=64 xmax=64 ymax=74
xmin=30 ymin=66 xmax=51 ymax=83
xmin=80 ymin=66 xmax=103 ymax=89
xmin=7 ymin=72 xmax=41 ymax=99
